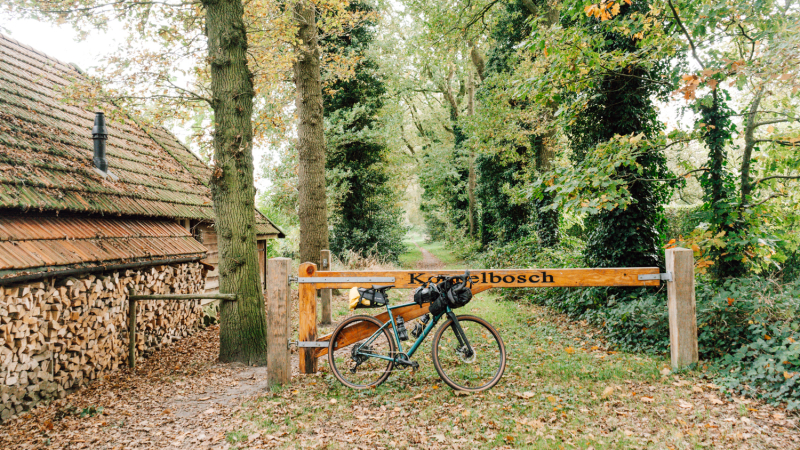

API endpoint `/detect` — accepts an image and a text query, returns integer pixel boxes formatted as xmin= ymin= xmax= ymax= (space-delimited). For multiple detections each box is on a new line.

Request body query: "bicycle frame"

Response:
xmin=353 ymin=302 xmax=472 ymax=363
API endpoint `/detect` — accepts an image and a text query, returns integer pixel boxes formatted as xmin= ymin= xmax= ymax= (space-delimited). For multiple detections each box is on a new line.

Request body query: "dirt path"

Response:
xmin=0 ymin=325 xmax=290 ymax=449
xmin=414 ymin=242 xmax=445 ymax=270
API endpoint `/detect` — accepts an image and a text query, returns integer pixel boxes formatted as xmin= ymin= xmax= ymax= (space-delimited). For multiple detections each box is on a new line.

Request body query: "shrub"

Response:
xmin=663 ymin=204 xmax=702 ymax=241
xmin=577 ymin=276 xmax=800 ymax=408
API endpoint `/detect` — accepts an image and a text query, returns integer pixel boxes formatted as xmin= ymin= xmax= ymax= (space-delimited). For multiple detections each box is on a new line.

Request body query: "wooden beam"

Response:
xmin=266 ymin=257 xmax=291 ymax=386
xmin=129 ymin=293 xmax=236 ymax=301
xmin=302 ymin=268 xmax=660 ymax=289
xmin=320 ymin=250 xmax=332 ymax=325
xmin=298 ymin=262 xmax=318 ymax=374
xmin=666 ymin=248 xmax=698 ymax=370
xmin=127 ymin=287 xmax=136 ymax=369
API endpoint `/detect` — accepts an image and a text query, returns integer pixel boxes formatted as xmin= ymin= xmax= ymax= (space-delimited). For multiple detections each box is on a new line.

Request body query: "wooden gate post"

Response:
xmin=666 ymin=247 xmax=698 ymax=370
xmin=127 ymin=286 xmax=137 ymax=369
xmin=299 ymin=262 xmax=318 ymax=374
xmin=320 ymin=250 xmax=332 ymax=325
xmin=267 ymin=257 xmax=291 ymax=386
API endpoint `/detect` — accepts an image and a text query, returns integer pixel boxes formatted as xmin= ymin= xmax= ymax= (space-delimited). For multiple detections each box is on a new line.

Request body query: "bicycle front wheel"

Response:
xmin=431 ymin=314 xmax=506 ymax=392
xmin=328 ymin=315 xmax=396 ymax=389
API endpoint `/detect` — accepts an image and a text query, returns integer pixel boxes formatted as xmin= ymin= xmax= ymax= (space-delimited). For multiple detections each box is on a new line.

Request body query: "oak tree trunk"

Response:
xmin=294 ymin=1 xmax=329 ymax=268
xmin=204 ymin=0 xmax=269 ymax=365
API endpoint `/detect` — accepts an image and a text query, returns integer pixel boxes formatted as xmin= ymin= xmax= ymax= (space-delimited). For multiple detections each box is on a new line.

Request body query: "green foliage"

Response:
xmin=323 ymin=0 xmax=407 ymax=262
xmin=663 ymin=204 xmax=702 ymax=240
xmin=562 ymin=1 xmax=672 ymax=270
xmin=568 ymin=277 xmax=800 ymax=409
xmin=475 ymin=151 xmax=532 ymax=246
xmin=419 ymin=143 xmax=470 ymax=242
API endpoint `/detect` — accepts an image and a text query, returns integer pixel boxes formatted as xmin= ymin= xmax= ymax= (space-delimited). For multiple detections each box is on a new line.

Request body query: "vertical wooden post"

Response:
xmin=267 ymin=257 xmax=291 ymax=386
xmin=666 ymin=247 xmax=698 ymax=370
xmin=127 ymin=286 xmax=137 ymax=369
xmin=320 ymin=250 xmax=332 ymax=325
xmin=298 ymin=262 xmax=318 ymax=374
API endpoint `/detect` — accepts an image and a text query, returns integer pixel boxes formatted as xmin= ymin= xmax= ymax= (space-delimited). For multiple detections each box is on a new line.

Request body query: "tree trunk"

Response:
xmin=740 ymin=86 xmax=765 ymax=205
xmin=467 ymin=66 xmax=477 ymax=238
xmin=204 ymin=0 xmax=269 ymax=365
xmin=534 ymin=127 xmax=560 ymax=248
xmin=294 ymin=1 xmax=329 ymax=268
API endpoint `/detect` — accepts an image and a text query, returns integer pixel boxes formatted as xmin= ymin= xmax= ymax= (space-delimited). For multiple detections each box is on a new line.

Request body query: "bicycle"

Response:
xmin=327 ymin=272 xmax=507 ymax=392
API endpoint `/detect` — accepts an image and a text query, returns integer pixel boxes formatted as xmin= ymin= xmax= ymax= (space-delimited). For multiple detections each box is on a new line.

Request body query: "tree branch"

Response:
xmin=745 ymin=193 xmax=788 ymax=208
xmin=38 ymin=0 xmax=199 ymax=14
xmin=754 ymin=139 xmax=800 ymax=146
xmin=636 ymin=168 xmax=708 ymax=182
xmin=753 ymin=174 xmax=800 ymax=185
xmin=667 ymin=0 xmax=706 ymax=69
xmin=754 ymin=118 xmax=791 ymax=127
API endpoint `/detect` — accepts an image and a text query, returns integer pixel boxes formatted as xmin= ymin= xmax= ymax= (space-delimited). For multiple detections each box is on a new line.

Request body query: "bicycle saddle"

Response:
xmin=371 ymin=284 xmax=394 ymax=290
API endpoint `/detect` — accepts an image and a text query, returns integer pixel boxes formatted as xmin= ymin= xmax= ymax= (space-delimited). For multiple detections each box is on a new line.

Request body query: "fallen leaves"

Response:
xmin=602 ymin=386 xmax=615 ymax=398
xmin=678 ymin=400 xmax=694 ymax=409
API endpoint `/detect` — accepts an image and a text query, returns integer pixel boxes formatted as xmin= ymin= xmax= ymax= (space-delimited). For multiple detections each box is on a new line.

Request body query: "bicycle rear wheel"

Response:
xmin=328 ymin=315 xmax=396 ymax=389
xmin=431 ymin=314 xmax=506 ymax=392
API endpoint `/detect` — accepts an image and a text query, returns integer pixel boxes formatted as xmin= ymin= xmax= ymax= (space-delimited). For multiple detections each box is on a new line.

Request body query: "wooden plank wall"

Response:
xmin=193 ymin=223 xmax=219 ymax=293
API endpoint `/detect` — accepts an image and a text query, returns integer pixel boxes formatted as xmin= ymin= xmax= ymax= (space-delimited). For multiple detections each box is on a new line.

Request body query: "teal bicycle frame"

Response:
xmin=354 ymin=301 xmax=448 ymax=363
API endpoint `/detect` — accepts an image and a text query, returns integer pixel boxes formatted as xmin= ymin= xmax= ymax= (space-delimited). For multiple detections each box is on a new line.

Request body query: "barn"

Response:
xmin=0 ymin=33 xmax=283 ymax=421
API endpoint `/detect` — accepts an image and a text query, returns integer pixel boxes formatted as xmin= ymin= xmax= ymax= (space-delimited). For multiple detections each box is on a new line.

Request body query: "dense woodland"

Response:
xmin=6 ymin=0 xmax=800 ymax=409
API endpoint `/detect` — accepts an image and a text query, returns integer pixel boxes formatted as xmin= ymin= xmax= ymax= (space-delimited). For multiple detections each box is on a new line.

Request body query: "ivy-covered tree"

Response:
xmin=564 ymin=0 xmax=671 ymax=269
xmin=323 ymin=0 xmax=406 ymax=261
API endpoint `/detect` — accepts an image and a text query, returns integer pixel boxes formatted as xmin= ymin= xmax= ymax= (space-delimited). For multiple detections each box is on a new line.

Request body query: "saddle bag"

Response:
xmin=348 ymin=287 xmax=388 ymax=310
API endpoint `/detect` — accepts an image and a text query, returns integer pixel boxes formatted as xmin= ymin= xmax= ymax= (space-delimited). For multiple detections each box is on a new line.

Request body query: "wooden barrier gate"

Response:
xmin=265 ymin=248 xmax=697 ymax=385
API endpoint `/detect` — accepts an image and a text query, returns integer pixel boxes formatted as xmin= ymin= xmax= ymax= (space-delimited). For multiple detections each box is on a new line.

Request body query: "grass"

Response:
xmin=398 ymin=244 xmax=422 ymax=269
xmin=229 ymin=290 xmax=796 ymax=449
xmin=399 ymin=230 xmax=426 ymax=269
xmin=419 ymin=241 xmax=465 ymax=269
xmin=262 ymin=240 xmax=797 ymax=449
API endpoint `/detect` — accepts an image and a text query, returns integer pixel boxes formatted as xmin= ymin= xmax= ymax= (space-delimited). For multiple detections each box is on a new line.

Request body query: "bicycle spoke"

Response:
xmin=432 ymin=315 xmax=506 ymax=391
xmin=328 ymin=316 xmax=395 ymax=389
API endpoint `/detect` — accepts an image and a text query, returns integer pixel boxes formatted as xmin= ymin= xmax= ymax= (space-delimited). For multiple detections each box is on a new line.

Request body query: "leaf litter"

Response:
xmin=1 ymin=294 xmax=798 ymax=449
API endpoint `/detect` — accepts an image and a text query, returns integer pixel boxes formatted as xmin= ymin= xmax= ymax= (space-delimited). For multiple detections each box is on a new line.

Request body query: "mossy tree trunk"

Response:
xmin=204 ymin=0 xmax=269 ymax=365
xmin=294 ymin=1 xmax=329 ymax=268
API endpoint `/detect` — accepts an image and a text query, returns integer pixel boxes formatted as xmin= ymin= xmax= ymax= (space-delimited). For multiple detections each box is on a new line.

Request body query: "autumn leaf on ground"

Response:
xmin=641 ymin=396 xmax=654 ymax=403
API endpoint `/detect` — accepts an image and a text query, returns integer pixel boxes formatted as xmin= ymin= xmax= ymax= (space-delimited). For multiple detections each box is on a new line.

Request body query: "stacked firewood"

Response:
xmin=0 ymin=262 xmax=206 ymax=422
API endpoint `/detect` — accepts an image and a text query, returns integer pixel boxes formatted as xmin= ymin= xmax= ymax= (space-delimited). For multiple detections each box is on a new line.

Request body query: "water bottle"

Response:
xmin=396 ymin=316 xmax=409 ymax=341
xmin=410 ymin=314 xmax=430 ymax=339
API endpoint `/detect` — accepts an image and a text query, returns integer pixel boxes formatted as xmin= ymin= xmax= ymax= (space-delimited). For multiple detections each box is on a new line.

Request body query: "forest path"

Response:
xmin=414 ymin=241 xmax=445 ymax=270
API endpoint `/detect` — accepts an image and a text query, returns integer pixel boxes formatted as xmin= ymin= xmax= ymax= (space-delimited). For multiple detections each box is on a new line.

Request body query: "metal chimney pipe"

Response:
xmin=92 ymin=112 xmax=108 ymax=172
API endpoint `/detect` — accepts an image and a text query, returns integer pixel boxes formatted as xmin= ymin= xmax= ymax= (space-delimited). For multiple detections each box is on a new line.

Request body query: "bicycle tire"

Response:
xmin=431 ymin=314 xmax=506 ymax=392
xmin=328 ymin=315 xmax=396 ymax=389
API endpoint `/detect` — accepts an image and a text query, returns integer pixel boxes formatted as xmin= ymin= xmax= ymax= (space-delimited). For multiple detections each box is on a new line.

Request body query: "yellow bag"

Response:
xmin=348 ymin=286 xmax=388 ymax=310
xmin=349 ymin=287 xmax=369 ymax=310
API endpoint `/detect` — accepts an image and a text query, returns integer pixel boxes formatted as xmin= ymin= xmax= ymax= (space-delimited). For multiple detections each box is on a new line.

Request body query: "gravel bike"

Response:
xmin=327 ymin=273 xmax=506 ymax=391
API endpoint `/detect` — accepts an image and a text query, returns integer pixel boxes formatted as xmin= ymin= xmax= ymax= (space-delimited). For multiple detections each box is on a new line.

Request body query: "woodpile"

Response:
xmin=0 ymin=262 xmax=206 ymax=422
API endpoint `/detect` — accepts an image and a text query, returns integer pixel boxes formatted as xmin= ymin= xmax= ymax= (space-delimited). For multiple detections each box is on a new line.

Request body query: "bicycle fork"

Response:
xmin=446 ymin=311 xmax=475 ymax=359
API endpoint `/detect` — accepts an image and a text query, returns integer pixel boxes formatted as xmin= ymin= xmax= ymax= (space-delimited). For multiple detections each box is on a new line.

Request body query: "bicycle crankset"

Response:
xmin=394 ymin=354 xmax=419 ymax=371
